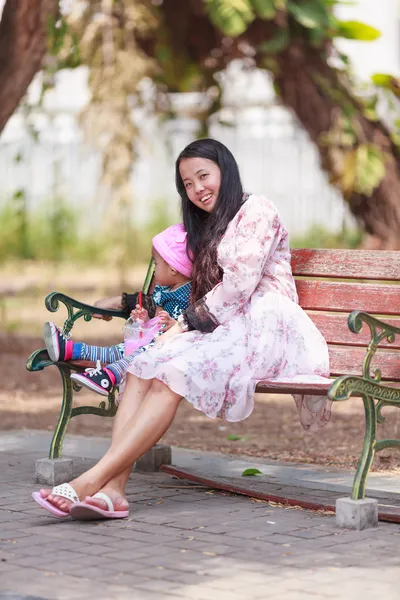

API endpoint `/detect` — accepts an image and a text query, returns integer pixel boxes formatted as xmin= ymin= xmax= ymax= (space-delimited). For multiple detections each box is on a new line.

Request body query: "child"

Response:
xmin=43 ymin=223 xmax=192 ymax=397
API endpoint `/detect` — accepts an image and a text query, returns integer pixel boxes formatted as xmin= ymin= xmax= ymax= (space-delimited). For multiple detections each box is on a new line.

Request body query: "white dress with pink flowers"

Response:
xmin=128 ymin=195 xmax=332 ymax=430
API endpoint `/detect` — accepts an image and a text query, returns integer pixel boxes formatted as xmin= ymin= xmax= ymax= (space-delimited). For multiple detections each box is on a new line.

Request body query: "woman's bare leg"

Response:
xmin=41 ymin=377 xmax=182 ymax=512
xmin=41 ymin=374 xmax=151 ymax=511
xmin=84 ymin=373 xmax=153 ymax=510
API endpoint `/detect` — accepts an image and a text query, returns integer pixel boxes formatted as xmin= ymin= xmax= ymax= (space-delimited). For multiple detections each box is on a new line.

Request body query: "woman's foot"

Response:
xmin=38 ymin=478 xmax=94 ymax=514
xmin=69 ymin=486 xmax=129 ymax=520
xmin=83 ymin=486 xmax=129 ymax=513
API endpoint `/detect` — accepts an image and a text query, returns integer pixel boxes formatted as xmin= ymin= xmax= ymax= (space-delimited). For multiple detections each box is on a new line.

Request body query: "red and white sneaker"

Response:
xmin=71 ymin=361 xmax=116 ymax=397
xmin=43 ymin=322 xmax=74 ymax=362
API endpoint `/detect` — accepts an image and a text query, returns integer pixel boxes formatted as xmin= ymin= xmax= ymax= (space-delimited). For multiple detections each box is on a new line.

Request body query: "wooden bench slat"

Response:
xmin=308 ymin=313 xmax=400 ymax=349
xmin=291 ymin=248 xmax=400 ymax=280
xmin=329 ymin=345 xmax=400 ymax=380
xmin=256 ymin=380 xmax=331 ymax=396
xmin=296 ymin=280 xmax=400 ymax=315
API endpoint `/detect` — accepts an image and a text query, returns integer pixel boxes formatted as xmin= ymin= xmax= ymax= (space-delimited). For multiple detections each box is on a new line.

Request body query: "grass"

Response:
xmin=292 ymin=224 xmax=363 ymax=249
xmin=0 ymin=196 xmax=175 ymax=265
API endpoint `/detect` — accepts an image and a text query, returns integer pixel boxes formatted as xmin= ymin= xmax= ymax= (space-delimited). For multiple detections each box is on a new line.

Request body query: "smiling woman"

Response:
xmin=180 ymin=158 xmax=221 ymax=213
xmin=32 ymin=138 xmax=331 ymax=521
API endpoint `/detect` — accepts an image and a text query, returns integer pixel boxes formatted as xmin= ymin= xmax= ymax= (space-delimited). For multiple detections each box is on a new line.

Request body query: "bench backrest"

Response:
xmin=291 ymin=249 xmax=400 ymax=382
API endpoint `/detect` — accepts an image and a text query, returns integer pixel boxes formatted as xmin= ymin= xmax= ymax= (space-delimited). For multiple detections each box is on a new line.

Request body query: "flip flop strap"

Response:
xmin=92 ymin=492 xmax=114 ymax=512
xmin=51 ymin=483 xmax=79 ymax=503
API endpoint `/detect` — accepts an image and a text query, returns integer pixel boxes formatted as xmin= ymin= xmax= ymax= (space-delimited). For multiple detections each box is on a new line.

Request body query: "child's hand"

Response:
xmin=157 ymin=311 xmax=176 ymax=331
xmin=130 ymin=304 xmax=149 ymax=322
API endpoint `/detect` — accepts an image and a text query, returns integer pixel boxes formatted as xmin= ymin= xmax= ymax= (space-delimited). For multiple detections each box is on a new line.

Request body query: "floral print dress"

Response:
xmin=128 ymin=195 xmax=332 ymax=430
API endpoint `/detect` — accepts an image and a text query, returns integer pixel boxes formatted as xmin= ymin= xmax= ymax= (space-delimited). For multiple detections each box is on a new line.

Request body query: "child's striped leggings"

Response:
xmin=72 ymin=342 xmax=135 ymax=384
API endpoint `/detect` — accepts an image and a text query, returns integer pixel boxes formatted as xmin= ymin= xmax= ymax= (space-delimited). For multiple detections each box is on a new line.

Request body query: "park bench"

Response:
xmin=27 ymin=248 xmax=400 ymax=512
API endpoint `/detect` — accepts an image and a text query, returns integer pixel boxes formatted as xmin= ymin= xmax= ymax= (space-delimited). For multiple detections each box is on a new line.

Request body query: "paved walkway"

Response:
xmin=1 ymin=431 xmax=399 ymax=600
xmin=163 ymin=447 xmax=400 ymax=521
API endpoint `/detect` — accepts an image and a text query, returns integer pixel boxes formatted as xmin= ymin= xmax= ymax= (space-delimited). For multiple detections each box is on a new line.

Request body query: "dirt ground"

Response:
xmin=2 ymin=332 xmax=400 ymax=473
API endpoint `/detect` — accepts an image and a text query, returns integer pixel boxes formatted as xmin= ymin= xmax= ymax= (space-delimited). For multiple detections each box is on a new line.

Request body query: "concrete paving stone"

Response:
xmin=169 ymin=586 xmax=245 ymax=600
xmin=0 ymin=522 xmax=30 ymax=533
xmin=97 ymin=573 xmax=153 ymax=588
xmin=135 ymin=556 xmax=208 ymax=574
xmin=100 ymin=548 xmax=156 ymax=562
xmin=247 ymin=533 xmax=300 ymax=545
xmin=163 ymin=539 xmax=218 ymax=552
xmin=134 ymin=579 xmax=188 ymax=595
xmin=284 ymin=529 xmax=336 ymax=540
xmin=65 ymin=565 xmax=135 ymax=581
xmin=105 ymin=538 xmax=154 ymax=552
xmin=0 ymin=594 xmax=48 ymax=600
xmin=0 ymin=531 xmax=33 ymax=541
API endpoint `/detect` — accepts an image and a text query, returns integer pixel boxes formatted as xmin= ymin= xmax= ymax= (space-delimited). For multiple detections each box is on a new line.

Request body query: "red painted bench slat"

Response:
xmin=291 ymin=249 xmax=400 ymax=280
xmin=308 ymin=313 xmax=400 ymax=349
xmin=296 ymin=280 xmax=400 ymax=315
xmin=328 ymin=345 xmax=400 ymax=380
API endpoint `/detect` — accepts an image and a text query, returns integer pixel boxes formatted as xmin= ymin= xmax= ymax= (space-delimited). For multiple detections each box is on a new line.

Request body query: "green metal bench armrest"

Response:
xmin=348 ymin=310 xmax=400 ymax=339
xmin=328 ymin=375 xmax=400 ymax=403
xmin=346 ymin=310 xmax=399 ymax=381
xmin=45 ymin=291 xmax=127 ymax=337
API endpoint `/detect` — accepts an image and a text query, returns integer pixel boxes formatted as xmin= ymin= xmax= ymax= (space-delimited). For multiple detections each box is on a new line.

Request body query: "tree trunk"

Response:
xmin=0 ymin=0 xmax=57 ymax=135
xmin=275 ymin=44 xmax=400 ymax=249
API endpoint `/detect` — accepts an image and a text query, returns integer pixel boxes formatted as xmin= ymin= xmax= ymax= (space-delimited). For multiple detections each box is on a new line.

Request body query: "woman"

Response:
xmin=33 ymin=139 xmax=331 ymax=520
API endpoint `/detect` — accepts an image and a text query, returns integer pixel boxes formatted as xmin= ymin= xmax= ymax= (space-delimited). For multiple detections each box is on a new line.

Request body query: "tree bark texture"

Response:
xmin=275 ymin=44 xmax=400 ymax=249
xmin=0 ymin=0 xmax=57 ymax=135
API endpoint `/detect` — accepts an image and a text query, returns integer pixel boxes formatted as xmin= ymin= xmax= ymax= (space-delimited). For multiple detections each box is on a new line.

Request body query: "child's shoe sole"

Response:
xmin=71 ymin=373 xmax=110 ymax=396
xmin=43 ymin=322 xmax=60 ymax=362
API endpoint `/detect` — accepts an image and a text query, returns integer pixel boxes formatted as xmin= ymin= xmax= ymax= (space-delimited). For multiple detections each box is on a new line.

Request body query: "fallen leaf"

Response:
xmin=241 ymin=468 xmax=263 ymax=476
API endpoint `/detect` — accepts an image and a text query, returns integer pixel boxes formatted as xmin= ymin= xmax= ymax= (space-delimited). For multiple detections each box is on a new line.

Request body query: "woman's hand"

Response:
xmin=155 ymin=320 xmax=183 ymax=344
xmin=92 ymin=295 xmax=122 ymax=321
xmin=157 ymin=311 xmax=176 ymax=331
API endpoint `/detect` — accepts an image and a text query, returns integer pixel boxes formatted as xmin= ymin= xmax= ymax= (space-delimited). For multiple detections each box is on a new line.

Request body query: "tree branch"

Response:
xmin=0 ymin=0 xmax=57 ymax=134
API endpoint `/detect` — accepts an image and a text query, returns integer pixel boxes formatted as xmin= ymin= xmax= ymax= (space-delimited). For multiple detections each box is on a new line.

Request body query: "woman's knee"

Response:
xmin=150 ymin=378 xmax=182 ymax=401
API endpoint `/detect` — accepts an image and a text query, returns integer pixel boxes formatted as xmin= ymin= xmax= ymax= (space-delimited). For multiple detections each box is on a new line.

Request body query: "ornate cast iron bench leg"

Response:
xmin=328 ymin=311 xmax=400 ymax=529
xmin=49 ymin=363 xmax=74 ymax=460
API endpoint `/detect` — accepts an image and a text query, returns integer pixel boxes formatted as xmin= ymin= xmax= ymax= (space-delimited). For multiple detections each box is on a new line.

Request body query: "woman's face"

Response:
xmin=179 ymin=157 xmax=221 ymax=214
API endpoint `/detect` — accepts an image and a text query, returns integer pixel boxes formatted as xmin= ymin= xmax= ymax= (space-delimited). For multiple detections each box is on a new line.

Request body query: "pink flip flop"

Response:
xmin=70 ymin=492 xmax=129 ymax=520
xmin=32 ymin=483 xmax=80 ymax=519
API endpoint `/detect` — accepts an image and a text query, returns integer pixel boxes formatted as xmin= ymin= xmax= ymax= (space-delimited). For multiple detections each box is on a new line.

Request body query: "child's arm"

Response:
xmin=92 ymin=295 xmax=124 ymax=321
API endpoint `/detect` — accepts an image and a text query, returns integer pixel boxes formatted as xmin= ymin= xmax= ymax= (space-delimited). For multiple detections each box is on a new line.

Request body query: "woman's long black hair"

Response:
xmin=176 ymin=138 xmax=244 ymax=302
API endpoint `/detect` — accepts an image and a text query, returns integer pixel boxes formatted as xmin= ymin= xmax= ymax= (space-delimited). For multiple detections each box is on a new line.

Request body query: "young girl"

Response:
xmin=33 ymin=138 xmax=331 ymax=520
xmin=43 ymin=223 xmax=192 ymax=397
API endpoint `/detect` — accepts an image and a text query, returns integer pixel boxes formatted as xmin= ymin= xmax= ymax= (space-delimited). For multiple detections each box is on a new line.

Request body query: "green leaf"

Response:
xmin=259 ymin=28 xmax=289 ymax=54
xmin=227 ymin=434 xmax=242 ymax=440
xmin=335 ymin=20 xmax=381 ymax=41
xmin=288 ymin=0 xmax=329 ymax=29
xmin=354 ymin=144 xmax=385 ymax=195
xmin=205 ymin=0 xmax=255 ymax=37
xmin=371 ymin=73 xmax=393 ymax=88
xmin=241 ymin=468 xmax=263 ymax=476
xmin=250 ymin=0 xmax=276 ymax=19
xmin=307 ymin=28 xmax=326 ymax=48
